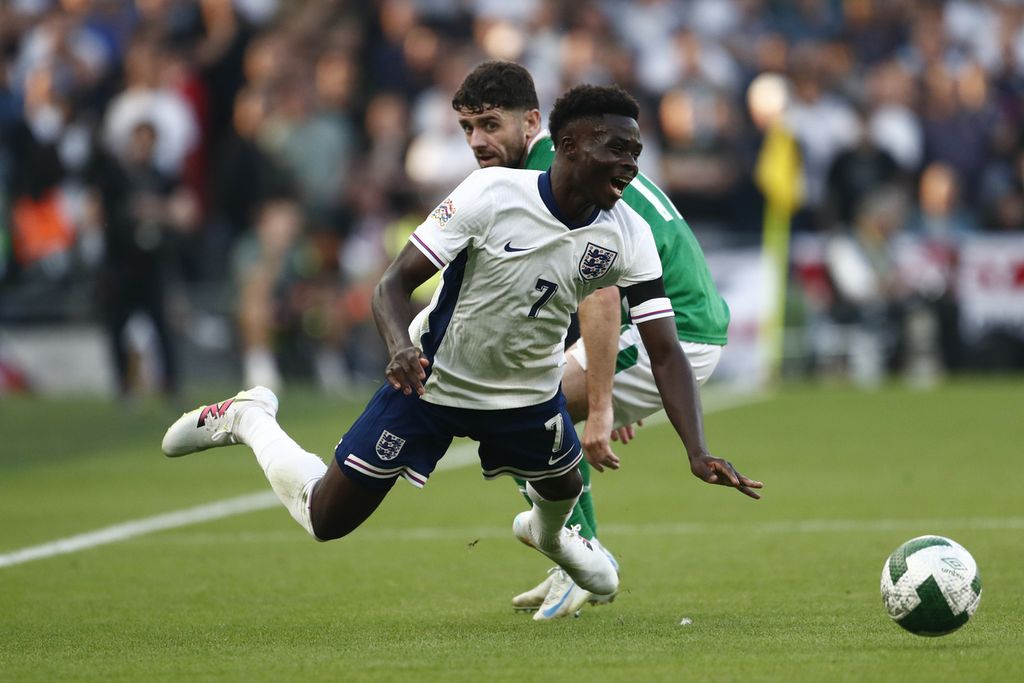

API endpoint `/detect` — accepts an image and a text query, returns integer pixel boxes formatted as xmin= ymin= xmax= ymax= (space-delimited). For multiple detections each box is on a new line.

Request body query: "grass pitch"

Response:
xmin=1 ymin=379 xmax=1022 ymax=682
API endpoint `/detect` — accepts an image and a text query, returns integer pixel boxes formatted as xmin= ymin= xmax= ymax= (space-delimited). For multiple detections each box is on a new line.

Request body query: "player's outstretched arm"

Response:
xmin=636 ymin=315 xmax=763 ymax=500
xmin=373 ymin=243 xmax=439 ymax=395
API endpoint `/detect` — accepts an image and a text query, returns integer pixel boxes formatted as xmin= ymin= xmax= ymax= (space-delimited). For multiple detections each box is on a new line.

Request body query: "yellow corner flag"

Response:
xmin=754 ymin=122 xmax=803 ymax=383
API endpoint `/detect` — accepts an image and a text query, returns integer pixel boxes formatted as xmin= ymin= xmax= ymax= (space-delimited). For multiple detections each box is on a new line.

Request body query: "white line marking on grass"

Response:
xmin=0 ymin=391 xmax=762 ymax=569
xmin=0 ymin=441 xmax=480 ymax=569
xmin=129 ymin=516 xmax=1024 ymax=546
xmin=0 ymin=492 xmax=277 ymax=568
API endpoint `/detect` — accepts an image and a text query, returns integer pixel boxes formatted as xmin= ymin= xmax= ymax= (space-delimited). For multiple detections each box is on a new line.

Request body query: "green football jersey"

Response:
xmin=525 ymin=134 xmax=730 ymax=344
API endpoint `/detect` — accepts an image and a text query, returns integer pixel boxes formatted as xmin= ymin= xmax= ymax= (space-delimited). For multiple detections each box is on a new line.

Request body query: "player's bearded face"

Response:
xmin=574 ymin=114 xmax=641 ymax=210
xmin=457 ymin=107 xmax=533 ymax=169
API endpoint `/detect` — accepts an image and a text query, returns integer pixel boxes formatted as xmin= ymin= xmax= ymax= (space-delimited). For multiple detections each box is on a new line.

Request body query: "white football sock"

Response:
xmin=525 ymin=483 xmax=580 ymax=553
xmin=236 ymin=407 xmax=327 ymax=540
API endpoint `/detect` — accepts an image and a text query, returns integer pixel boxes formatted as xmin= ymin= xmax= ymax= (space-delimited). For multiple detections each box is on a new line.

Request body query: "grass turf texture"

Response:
xmin=1 ymin=379 xmax=1022 ymax=682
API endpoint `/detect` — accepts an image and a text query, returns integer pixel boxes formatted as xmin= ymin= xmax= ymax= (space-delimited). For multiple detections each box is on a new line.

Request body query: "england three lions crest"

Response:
xmin=376 ymin=430 xmax=406 ymax=461
xmin=578 ymin=242 xmax=618 ymax=281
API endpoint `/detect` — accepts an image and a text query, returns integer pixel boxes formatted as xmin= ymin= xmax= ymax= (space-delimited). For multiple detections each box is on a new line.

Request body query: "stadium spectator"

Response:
xmin=270 ymin=46 xmax=358 ymax=235
xmin=919 ymin=61 xmax=996 ymax=207
xmin=192 ymin=0 xmax=252 ymax=152
xmin=88 ymin=120 xmax=196 ymax=399
xmin=361 ymin=91 xmax=411 ymax=189
xmin=863 ymin=58 xmax=923 ymax=172
xmin=211 ymin=87 xmax=292 ymax=245
xmin=825 ymin=188 xmax=912 ymax=386
xmin=102 ymin=35 xmax=198 ymax=180
xmin=785 ymin=44 xmax=859 ymax=228
xmin=822 ymin=108 xmax=903 ymax=231
xmin=231 ymin=195 xmax=301 ymax=392
xmin=908 ymin=162 xmax=977 ymax=242
xmin=9 ymin=5 xmax=113 ymax=105
xmin=981 ymin=148 xmax=1024 ymax=232
xmin=905 ymin=162 xmax=968 ymax=373
xmin=825 ymin=185 xmax=958 ymax=385
xmin=5 ymin=65 xmax=73 ymax=277
xmin=656 ymin=83 xmax=748 ymax=233
xmin=205 ymin=85 xmax=288 ymax=391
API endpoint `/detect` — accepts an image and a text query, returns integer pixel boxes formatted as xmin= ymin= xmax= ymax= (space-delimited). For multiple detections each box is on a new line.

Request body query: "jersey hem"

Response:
xmin=418 ymin=388 xmax=562 ymax=411
xmin=676 ymin=330 xmax=728 ymax=345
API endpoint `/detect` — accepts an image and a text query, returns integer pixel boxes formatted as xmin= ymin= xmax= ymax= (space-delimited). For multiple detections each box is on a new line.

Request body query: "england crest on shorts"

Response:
xmin=578 ymin=242 xmax=618 ymax=281
xmin=375 ymin=430 xmax=406 ymax=461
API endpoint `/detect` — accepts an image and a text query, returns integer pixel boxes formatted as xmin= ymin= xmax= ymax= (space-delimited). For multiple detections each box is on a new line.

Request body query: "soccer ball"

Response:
xmin=880 ymin=535 xmax=981 ymax=636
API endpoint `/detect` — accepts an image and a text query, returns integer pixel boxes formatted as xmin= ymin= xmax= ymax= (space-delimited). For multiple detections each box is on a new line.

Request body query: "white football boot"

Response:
xmin=533 ymin=568 xmax=591 ymax=621
xmin=512 ymin=568 xmax=557 ymax=612
xmin=512 ymin=514 xmax=618 ymax=596
xmin=161 ymin=386 xmax=278 ymax=457
xmin=587 ymin=538 xmax=619 ymax=606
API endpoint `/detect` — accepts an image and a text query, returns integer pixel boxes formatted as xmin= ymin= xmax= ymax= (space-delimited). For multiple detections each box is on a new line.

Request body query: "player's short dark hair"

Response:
xmin=452 ymin=60 xmax=539 ymax=114
xmin=548 ymin=85 xmax=640 ymax=147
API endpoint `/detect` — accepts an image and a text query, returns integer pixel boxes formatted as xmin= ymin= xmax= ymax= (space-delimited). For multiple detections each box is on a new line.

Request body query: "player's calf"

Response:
xmin=307 ymin=460 xmax=390 ymax=540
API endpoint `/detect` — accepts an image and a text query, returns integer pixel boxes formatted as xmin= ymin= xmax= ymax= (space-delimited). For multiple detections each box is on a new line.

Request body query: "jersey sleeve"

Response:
xmin=411 ymin=170 xmax=494 ymax=268
xmin=622 ymin=279 xmax=674 ymax=323
xmin=615 ymin=210 xmax=664 ymax=287
xmin=617 ymin=212 xmax=673 ymax=323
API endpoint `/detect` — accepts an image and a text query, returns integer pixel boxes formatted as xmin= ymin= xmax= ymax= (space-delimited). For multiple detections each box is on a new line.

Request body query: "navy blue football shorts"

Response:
xmin=335 ymin=385 xmax=582 ymax=491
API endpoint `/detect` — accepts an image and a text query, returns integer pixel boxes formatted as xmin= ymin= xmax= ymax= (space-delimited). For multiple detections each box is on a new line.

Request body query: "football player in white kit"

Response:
xmin=454 ymin=61 xmax=734 ymax=619
xmin=162 ymin=85 xmax=762 ymax=606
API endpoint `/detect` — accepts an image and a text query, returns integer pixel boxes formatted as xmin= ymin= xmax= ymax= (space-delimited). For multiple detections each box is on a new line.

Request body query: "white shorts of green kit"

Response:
xmin=566 ymin=324 xmax=723 ymax=429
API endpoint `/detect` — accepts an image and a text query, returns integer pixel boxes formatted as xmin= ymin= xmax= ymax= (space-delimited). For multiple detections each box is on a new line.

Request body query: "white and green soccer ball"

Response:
xmin=880 ymin=535 xmax=982 ymax=636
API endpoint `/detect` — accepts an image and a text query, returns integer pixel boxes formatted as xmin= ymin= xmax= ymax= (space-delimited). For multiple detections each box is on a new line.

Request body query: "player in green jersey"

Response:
xmin=452 ymin=61 xmax=732 ymax=620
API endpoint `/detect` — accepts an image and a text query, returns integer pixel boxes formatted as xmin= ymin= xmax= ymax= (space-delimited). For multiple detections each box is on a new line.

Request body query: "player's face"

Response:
xmin=573 ymin=114 xmax=642 ymax=210
xmin=456 ymin=106 xmax=539 ymax=169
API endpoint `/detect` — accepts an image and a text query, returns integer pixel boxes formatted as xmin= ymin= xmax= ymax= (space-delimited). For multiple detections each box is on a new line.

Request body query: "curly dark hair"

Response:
xmin=451 ymin=60 xmax=539 ymax=113
xmin=548 ymin=85 xmax=640 ymax=147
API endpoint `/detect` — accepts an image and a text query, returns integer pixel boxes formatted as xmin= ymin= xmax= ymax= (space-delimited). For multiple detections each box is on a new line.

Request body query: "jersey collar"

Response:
xmin=526 ymin=129 xmax=550 ymax=156
xmin=524 ymin=130 xmax=554 ymax=170
xmin=537 ymin=169 xmax=601 ymax=230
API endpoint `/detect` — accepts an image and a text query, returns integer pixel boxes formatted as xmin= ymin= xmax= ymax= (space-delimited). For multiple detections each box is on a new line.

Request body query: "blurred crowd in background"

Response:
xmin=1 ymin=0 xmax=1023 ymax=398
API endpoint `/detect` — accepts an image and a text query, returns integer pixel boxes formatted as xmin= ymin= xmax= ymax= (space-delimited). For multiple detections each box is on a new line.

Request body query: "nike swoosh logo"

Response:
xmin=548 ymin=451 xmax=572 ymax=466
xmin=504 ymin=241 xmax=532 ymax=253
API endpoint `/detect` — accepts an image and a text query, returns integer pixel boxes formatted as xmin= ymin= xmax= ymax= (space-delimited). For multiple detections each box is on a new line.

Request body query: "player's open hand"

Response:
xmin=581 ymin=405 xmax=620 ymax=472
xmin=689 ymin=453 xmax=763 ymax=499
xmin=610 ymin=418 xmax=643 ymax=444
xmin=386 ymin=347 xmax=429 ymax=396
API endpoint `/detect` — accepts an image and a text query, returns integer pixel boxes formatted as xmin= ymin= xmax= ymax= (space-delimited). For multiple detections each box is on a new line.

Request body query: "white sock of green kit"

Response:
xmin=525 ymin=483 xmax=580 ymax=553
xmin=236 ymin=408 xmax=327 ymax=540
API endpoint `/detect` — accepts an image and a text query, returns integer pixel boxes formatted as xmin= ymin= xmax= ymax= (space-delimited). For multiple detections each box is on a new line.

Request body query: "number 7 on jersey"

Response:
xmin=528 ymin=278 xmax=558 ymax=318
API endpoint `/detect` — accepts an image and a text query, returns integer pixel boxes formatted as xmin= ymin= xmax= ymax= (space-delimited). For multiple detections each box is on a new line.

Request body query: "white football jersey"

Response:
xmin=409 ymin=167 xmax=672 ymax=409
